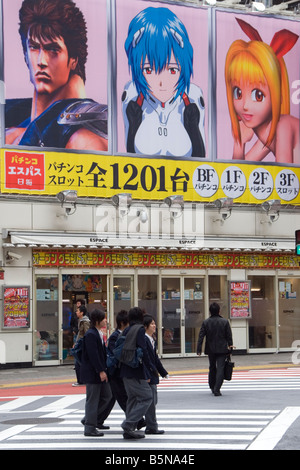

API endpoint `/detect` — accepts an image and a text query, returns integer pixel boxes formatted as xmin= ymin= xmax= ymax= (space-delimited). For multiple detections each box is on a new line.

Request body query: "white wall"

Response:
xmin=0 ymin=199 xmax=298 ymax=364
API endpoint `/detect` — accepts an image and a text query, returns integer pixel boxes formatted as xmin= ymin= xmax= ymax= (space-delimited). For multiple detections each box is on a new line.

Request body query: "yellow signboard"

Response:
xmin=1 ymin=148 xmax=300 ymax=205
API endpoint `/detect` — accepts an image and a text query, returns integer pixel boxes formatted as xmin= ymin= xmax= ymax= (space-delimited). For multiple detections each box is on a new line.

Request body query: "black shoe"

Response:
xmin=81 ymin=419 xmax=109 ymax=430
xmin=84 ymin=429 xmax=104 ymax=437
xmin=123 ymin=430 xmax=145 ymax=439
xmin=137 ymin=418 xmax=146 ymax=430
xmin=145 ymin=429 xmax=165 ymax=434
xmin=214 ymin=391 xmax=222 ymax=396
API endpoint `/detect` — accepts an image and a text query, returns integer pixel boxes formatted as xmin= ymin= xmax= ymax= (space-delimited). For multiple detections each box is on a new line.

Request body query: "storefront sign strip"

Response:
xmin=32 ymin=250 xmax=300 ymax=269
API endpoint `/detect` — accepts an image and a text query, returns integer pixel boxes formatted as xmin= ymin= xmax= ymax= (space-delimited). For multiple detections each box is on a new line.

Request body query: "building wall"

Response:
xmin=0 ymin=198 xmax=299 ymax=365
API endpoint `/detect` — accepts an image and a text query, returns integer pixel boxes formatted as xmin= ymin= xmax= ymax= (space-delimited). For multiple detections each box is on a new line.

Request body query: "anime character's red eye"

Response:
xmin=143 ymin=67 xmax=153 ymax=75
xmin=251 ymin=88 xmax=265 ymax=102
xmin=233 ymin=86 xmax=242 ymax=100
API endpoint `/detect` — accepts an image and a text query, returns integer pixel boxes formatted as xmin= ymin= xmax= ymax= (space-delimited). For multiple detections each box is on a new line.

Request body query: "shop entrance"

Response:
xmin=34 ymin=274 xmax=60 ymax=365
xmin=62 ymin=274 xmax=108 ymax=364
xmin=278 ymin=277 xmax=300 ymax=349
xmin=34 ymin=272 xmax=108 ymax=365
xmin=248 ymin=275 xmax=276 ymax=350
xmin=161 ymin=276 xmax=205 ymax=356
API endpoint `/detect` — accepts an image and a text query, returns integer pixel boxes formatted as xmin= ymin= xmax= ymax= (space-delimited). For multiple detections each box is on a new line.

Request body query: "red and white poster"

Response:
xmin=229 ymin=281 xmax=252 ymax=318
xmin=3 ymin=287 xmax=30 ymax=328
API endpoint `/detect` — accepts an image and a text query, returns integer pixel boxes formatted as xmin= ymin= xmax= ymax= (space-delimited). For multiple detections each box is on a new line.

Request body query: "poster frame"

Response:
xmin=2 ymin=285 xmax=30 ymax=329
xmin=228 ymin=280 xmax=252 ymax=319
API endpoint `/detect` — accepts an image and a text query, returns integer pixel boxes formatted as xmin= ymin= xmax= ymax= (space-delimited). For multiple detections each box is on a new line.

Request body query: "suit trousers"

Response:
xmin=145 ymin=383 xmax=158 ymax=431
xmin=208 ymin=353 xmax=226 ymax=393
xmin=97 ymin=375 xmax=128 ymax=425
xmin=122 ymin=377 xmax=153 ymax=431
xmin=84 ymin=381 xmax=112 ymax=432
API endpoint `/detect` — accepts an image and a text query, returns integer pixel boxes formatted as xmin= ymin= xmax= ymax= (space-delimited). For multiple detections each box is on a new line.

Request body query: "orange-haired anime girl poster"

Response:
xmin=217 ymin=11 xmax=300 ymax=166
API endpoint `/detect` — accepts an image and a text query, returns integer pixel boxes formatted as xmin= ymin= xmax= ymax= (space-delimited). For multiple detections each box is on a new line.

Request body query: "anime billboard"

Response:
xmin=3 ymin=0 xmax=108 ymax=152
xmin=116 ymin=0 xmax=209 ymax=160
xmin=1 ymin=1 xmax=300 ymax=206
xmin=216 ymin=11 xmax=300 ymax=165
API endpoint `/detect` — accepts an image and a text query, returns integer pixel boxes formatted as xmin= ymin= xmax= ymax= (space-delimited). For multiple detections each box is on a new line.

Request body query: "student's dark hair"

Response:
xmin=19 ymin=0 xmax=88 ymax=82
xmin=209 ymin=302 xmax=220 ymax=316
xmin=143 ymin=314 xmax=154 ymax=328
xmin=128 ymin=307 xmax=144 ymax=325
xmin=116 ymin=310 xmax=128 ymax=329
xmin=90 ymin=309 xmax=105 ymax=327
xmin=78 ymin=305 xmax=87 ymax=315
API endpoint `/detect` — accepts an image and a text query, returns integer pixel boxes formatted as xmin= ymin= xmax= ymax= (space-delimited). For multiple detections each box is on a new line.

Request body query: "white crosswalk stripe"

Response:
xmin=0 ymin=405 xmax=279 ymax=450
xmin=158 ymin=367 xmax=300 ymax=392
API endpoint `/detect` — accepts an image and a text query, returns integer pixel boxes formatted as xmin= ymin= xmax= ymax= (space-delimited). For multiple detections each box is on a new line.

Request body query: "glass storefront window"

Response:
xmin=184 ymin=277 xmax=205 ymax=354
xmin=62 ymin=274 xmax=107 ymax=363
xmin=35 ymin=276 xmax=59 ymax=362
xmin=209 ymin=275 xmax=229 ymax=319
xmin=278 ymin=277 xmax=300 ymax=348
xmin=113 ymin=276 xmax=133 ymax=325
xmin=138 ymin=275 xmax=158 ymax=322
xmin=162 ymin=278 xmax=181 ymax=354
xmin=248 ymin=276 xmax=276 ymax=349
xmin=161 ymin=276 xmax=205 ymax=355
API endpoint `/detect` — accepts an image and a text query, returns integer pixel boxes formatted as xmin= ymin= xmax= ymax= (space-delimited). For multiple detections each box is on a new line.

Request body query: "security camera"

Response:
xmin=213 ymin=209 xmax=231 ymax=224
xmin=221 ymin=211 xmax=231 ymax=221
xmin=137 ymin=209 xmax=148 ymax=223
xmin=7 ymin=251 xmax=22 ymax=261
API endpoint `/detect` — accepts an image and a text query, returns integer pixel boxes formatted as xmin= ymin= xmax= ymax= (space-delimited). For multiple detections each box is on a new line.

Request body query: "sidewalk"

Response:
xmin=0 ymin=352 xmax=297 ymax=388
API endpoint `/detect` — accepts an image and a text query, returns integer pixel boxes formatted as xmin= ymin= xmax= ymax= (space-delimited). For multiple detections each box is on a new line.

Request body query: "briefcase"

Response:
xmin=224 ymin=354 xmax=235 ymax=381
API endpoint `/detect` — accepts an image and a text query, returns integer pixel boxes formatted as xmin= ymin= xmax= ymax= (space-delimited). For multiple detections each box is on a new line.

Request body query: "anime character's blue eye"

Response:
xmin=233 ymin=86 xmax=242 ymax=100
xmin=251 ymin=89 xmax=265 ymax=102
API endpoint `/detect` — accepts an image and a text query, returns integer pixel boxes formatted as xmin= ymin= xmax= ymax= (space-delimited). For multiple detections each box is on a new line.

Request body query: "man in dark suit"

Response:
xmin=197 ymin=302 xmax=233 ymax=396
xmin=80 ymin=309 xmax=112 ymax=436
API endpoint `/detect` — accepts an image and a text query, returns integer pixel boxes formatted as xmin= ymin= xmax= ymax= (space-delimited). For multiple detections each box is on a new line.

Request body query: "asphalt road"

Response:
xmin=0 ymin=353 xmax=299 ymax=452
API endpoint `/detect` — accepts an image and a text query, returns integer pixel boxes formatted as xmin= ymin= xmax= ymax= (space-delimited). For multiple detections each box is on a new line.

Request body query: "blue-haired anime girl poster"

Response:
xmin=116 ymin=0 xmax=209 ymax=160
xmin=216 ymin=11 xmax=300 ymax=166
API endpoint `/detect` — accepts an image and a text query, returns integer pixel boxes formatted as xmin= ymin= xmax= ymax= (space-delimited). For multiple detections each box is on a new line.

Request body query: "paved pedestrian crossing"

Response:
xmin=0 ymin=368 xmax=300 ymax=450
xmin=0 ymin=397 xmax=280 ymax=450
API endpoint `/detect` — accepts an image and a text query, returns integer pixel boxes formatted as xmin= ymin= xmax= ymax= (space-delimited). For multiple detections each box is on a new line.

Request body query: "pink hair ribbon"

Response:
xmin=236 ymin=17 xmax=299 ymax=58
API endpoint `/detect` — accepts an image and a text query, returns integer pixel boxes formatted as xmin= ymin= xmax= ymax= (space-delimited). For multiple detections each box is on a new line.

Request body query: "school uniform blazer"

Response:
xmin=145 ymin=336 xmax=168 ymax=385
xmin=120 ymin=323 xmax=152 ymax=381
xmin=80 ymin=327 xmax=107 ymax=384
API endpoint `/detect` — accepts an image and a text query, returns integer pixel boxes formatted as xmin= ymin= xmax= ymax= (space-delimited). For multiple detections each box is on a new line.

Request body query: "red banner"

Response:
xmin=32 ymin=250 xmax=300 ymax=269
